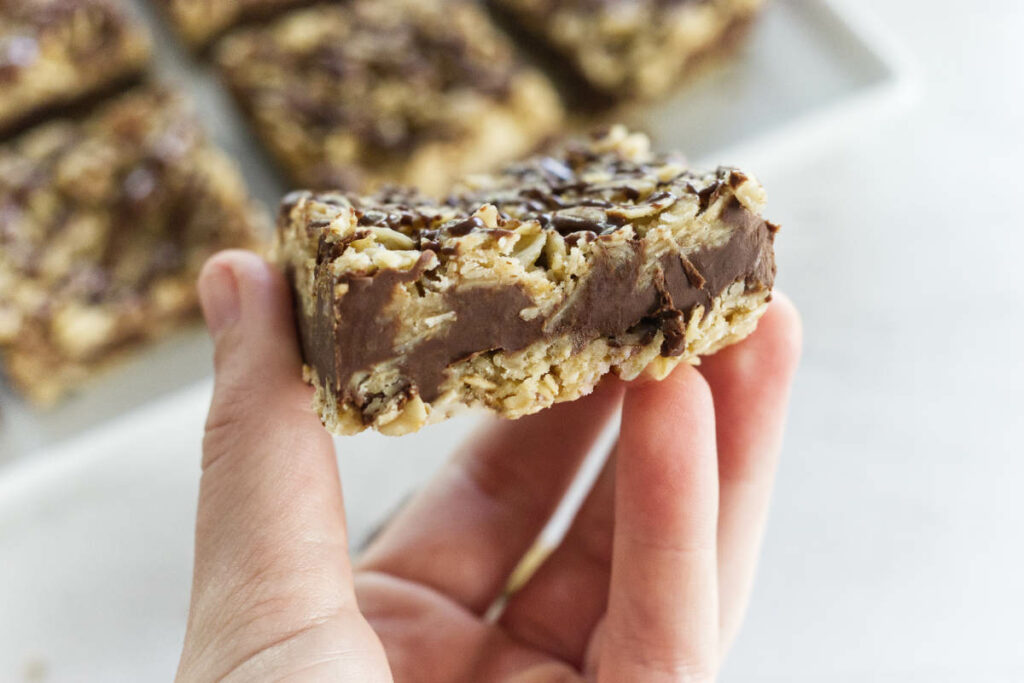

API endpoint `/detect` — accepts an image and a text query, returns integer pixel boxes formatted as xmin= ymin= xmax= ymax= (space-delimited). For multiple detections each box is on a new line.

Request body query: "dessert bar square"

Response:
xmin=0 ymin=0 xmax=151 ymax=136
xmin=493 ymin=0 xmax=764 ymax=99
xmin=216 ymin=0 xmax=564 ymax=195
xmin=275 ymin=127 xmax=777 ymax=436
xmin=0 ymin=88 xmax=265 ymax=405
xmin=156 ymin=0 xmax=310 ymax=48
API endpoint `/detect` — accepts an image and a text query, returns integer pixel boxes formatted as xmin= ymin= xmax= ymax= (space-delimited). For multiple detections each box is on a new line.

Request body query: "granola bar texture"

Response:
xmin=275 ymin=128 xmax=778 ymax=436
xmin=216 ymin=0 xmax=563 ymax=195
xmin=0 ymin=0 xmax=150 ymax=135
xmin=158 ymin=0 xmax=309 ymax=47
xmin=0 ymin=88 xmax=264 ymax=405
xmin=494 ymin=0 xmax=764 ymax=98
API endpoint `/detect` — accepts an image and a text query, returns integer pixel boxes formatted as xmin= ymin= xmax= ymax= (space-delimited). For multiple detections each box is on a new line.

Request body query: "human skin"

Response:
xmin=176 ymin=250 xmax=802 ymax=682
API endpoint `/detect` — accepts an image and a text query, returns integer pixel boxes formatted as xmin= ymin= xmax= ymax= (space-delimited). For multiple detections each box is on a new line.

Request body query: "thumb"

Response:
xmin=200 ymin=249 xmax=323 ymax=469
xmin=179 ymin=251 xmax=373 ymax=680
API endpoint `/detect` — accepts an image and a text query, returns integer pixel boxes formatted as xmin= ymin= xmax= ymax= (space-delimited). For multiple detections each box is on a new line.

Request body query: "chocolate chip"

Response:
xmin=606 ymin=210 xmax=630 ymax=226
xmin=564 ymin=231 xmax=597 ymax=247
xmin=728 ymin=170 xmax=749 ymax=189
xmin=551 ymin=213 xmax=603 ymax=234
xmin=446 ymin=216 xmax=485 ymax=236
xmin=680 ymin=255 xmax=706 ymax=290
xmin=659 ymin=311 xmax=687 ymax=356
xmin=697 ymin=182 xmax=723 ymax=213
xmin=616 ymin=185 xmax=641 ymax=201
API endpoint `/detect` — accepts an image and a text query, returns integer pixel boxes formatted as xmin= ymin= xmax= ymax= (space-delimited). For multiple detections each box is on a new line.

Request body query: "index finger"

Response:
xmin=599 ymin=365 xmax=720 ymax=683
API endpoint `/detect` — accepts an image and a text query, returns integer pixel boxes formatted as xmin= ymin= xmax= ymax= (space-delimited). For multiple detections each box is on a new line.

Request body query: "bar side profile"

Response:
xmin=275 ymin=128 xmax=777 ymax=436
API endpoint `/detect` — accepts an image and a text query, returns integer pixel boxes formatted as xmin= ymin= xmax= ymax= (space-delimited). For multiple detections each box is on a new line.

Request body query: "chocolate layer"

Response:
xmin=299 ymin=196 xmax=774 ymax=414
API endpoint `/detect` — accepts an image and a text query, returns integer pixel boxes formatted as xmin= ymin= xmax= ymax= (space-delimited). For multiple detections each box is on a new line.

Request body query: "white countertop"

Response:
xmin=2 ymin=1 xmax=1023 ymax=680
xmin=724 ymin=1 xmax=1024 ymax=679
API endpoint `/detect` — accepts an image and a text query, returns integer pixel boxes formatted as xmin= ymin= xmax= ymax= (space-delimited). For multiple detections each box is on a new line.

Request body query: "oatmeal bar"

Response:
xmin=275 ymin=127 xmax=777 ymax=436
xmin=493 ymin=0 xmax=763 ymax=99
xmin=0 ymin=0 xmax=150 ymax=136
xmin=157 ymin=0 xmax=310 ymax=48
xmin=0 ymin=88 xmax=265 ymax=405
xmin=216 ymin=0 xmax=564 ymax=195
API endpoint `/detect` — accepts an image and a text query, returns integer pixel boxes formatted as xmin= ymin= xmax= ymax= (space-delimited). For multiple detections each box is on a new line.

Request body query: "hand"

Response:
xmin=177 ymin=250 xmax=801 ymax=683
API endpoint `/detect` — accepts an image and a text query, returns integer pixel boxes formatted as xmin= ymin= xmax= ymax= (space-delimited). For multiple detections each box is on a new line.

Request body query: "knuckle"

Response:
xmin=202 ymin=399 xmax=250 ymax=471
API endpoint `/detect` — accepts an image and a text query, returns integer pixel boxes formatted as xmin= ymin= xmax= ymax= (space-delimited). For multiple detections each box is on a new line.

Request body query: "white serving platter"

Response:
xmin=0 ymin=0 xmax=914 ymax=680
xmin=0 ymin=0 xmax=912 ymax=463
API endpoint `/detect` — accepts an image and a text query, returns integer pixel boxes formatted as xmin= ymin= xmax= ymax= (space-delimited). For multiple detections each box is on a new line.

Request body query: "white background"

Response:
xmin=2 ymin=1 xmax=1023 ymax=681
xmin=727 ymin=1 xmax=1024 ymax=680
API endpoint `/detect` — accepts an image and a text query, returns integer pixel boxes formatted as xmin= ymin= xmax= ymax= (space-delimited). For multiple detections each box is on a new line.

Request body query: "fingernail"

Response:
xmin=199 ymin=262 xmax=240 ymax=336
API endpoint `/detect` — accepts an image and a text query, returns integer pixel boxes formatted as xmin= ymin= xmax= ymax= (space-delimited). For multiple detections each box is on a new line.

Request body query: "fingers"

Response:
xmin=599 ymin=365 xmax=720 ymax=683
xmin=700 ymin=295 xmax=802 ymax=651
xmin=357 ymin=380 xmax=624 ymax=614
xmin=181 ymin=252 xmax=358 ymax=675
xmin=498 ymin=450 xmax=616 ymax=666
xmin=504 ymin=296 xmax=802 ymax=672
